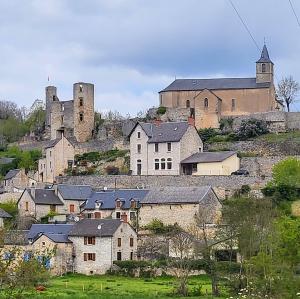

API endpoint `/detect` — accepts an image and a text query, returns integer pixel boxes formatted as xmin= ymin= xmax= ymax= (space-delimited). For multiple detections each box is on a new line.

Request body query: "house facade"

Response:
xmin=3 ymin=169 xmax=28 ymax=192
xmin=159 ymin=45 xmax=281 ymax=129
xmin=129 ymin=121 xmax=203 ymax=175
xmin=69 ymin=219 xmax=137 ymax=275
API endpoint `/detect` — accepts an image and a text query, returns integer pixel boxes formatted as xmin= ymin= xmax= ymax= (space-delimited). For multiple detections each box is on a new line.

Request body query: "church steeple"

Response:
xmin=256 ymin=44 xmax=274 ymax=84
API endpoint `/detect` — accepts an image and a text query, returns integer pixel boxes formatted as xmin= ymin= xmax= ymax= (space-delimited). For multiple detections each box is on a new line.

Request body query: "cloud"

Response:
xmin=0 ymin=0 xmax=299 ymax=113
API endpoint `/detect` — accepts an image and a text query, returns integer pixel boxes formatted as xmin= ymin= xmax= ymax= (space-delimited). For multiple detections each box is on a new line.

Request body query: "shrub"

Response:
xmin=143 ymin=219 xmax=178 ymax=234
xmin=235 ymin=118 xmax=269 ymax=140
xmin=197 ymin=128 xmax=219 ymax=143
xmin=105 ymin=165 xmax=119 ymax=175
xmin=157 ymin=106 xmax=166 ymax=115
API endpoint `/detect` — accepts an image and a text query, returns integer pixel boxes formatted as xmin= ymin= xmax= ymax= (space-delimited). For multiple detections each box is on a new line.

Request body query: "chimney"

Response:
xmin=154 ymin=119 xmax=162 ymax=126
xmin=188 ymin=117 xmax=195 ymax=127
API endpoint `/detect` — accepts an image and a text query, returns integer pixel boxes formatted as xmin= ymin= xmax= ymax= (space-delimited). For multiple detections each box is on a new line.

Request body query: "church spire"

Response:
xmin=256 ymin=44 xmax=274 ymax=84
xmin=256 ymin=44 xmax=273 ymax=64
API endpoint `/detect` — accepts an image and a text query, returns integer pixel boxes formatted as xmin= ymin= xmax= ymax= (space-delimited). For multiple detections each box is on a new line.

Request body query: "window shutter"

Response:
xmin=84 ymin=253 xmax=87 ymax=261
xmin=84 ymin=237 xmax=87 ymax=245
xmin=93 ymin=253 xmax=96 ymax=261
xmin=92 ymin=237 xmax=95 ymax=245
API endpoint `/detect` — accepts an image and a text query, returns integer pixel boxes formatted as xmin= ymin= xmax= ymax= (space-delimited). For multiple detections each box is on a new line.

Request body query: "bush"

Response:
xmin=235 ymin=118 xmax=269 ymax=140
xmin=197 ymin=128 xmax=219 ymax=143
xmin=143 ymin=219 xmax=178 ymax=234
xmin=157 ymin=106 xmax=166 ymax=115
xmin=105 ymin=165 xmax=119 ymax=175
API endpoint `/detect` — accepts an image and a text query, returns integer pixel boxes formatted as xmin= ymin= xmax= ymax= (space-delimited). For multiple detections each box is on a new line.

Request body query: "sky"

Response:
xmin=0 ymin=0 xmax=299 ymax=115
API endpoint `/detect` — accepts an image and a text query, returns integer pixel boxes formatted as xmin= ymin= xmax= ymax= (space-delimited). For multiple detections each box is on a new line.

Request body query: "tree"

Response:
xmin=276 ymin=76 xmax=300 ymax=112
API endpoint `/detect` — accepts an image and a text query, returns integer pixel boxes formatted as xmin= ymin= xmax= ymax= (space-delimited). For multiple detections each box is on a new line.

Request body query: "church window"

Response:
xmin=186 ymin=100 xmax=190 ymax=108
xmin=262 ymin=63 xmax=266 ymax=73
xmin=79 ymin=113 xmax=84 ymax=121
xmin=204 ymin=98 xmax=209 ymax=109
xmin=231 ymin=99 xmax=236 ymax=111
xmin=79 ymin=98 xmax=83 ymax=106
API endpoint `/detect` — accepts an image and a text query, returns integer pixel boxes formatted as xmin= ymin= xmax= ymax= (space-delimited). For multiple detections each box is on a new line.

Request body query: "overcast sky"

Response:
xmin=0 ymin=0 xmax=299 ymax=115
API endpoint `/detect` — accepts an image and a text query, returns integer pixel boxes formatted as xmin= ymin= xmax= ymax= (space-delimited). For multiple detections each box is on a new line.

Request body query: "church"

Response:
xmin=159 ymin=45 xmax=280 ymax=129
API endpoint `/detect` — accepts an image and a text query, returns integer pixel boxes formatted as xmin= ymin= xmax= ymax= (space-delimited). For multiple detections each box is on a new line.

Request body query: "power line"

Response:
xmin=228 ymin=0 xmax=260 ymax=51
xmin=288 ymin=0 xmax=300 ymax=28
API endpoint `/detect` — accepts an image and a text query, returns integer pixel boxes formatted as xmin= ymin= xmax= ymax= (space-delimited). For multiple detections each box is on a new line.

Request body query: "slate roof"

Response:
xmin=4 ymin=169 xmax=20 ymax=180
xmin=69 ymin=219 xmax=122 ymax=237
xmin=141 ymin=186 xmax=214 ymax=204
xmin=27 ymin=188 xmax=64 ymax=205
xmin=57 ymin=184 xmax=93 ymax=201
xmin=181 ymin=151 xmax=237 ymax=164
xmin=160 ymin=78 xmax=271 ymax=92
xmin=27 ymin=224 xmax=73 ymax=243
xmin=256 ymin=45 xmax=273 ymax=64
xmin=0 ymin=208 xmax=12 ymax=218
xmin=131 ymin=121 xmax=190 ymax=143
xmin=45 ymin=138 xmax=60 ymax=149
xmin=4 ymin=230 xmax=29 ymax=245
xmin=83 ymin=189 xmax=149 ymax=210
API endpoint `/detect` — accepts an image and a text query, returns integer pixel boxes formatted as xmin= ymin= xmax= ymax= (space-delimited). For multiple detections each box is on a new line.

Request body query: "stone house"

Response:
xmin=181 ymin=151 xmax=240 ymax=175
xmin=69 ymin=219 xmax=137 ymax=275
xmin=56 ymin=184 xmax=93 ymax=215
xmin=38 ymin=135 xmax=75 ymax=184
xmin=139 ymin=186 xmax=221 ymax=228
xmin=81 ymin=189 xmax=149 ymax=226
xmin=129 ymin=121 xmax=203 ymax=175
xmin=17 ymin=188 xmax=64 ymax=220
xmin=159 ymin=45 xmax=283 ymax=129
xmin=0 ymin=208 xmax=11 ymax=227
xmin=3 ymin=169 xmax=28 ymax=192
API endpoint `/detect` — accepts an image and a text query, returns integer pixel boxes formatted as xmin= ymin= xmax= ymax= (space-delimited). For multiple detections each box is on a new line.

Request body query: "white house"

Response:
xmin=129 ymin=121 xmax=203 ymax=175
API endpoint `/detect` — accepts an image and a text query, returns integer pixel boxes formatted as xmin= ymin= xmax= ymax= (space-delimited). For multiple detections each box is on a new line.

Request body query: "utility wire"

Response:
xmin=288 ymin=0 xmax=300 ymax=28
xmin=228 ymin=0 xmax=260 ymax=51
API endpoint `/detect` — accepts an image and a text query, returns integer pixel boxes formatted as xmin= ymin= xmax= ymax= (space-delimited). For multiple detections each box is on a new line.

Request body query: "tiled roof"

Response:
xmin=138 ymin=121 xmax=190 ymax=143
xmin=57 ymin=184 xmax=93 ymax=201
xmin=0 ymin=208 xmax=12 ymax=218
xmin=83 ymin=189 xmax=149 ymax=210
xmin=181 ymin=151 xmax=237 ymax=164
xmin=141 ymin=186 xmax=214 ymax=204
xmin=69 ymin=219 xmax=122 ymax=237
xmin=160 ymin=78 xmax=271 ymax=92
xmin=4 ymin=169 xmax=20 ymax=180
xmin=27 ymin=189 xmax=64 ymax=205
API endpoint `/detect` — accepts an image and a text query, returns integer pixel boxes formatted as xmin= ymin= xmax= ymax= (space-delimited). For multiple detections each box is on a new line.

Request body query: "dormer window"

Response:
xmin=116 ymin=200 xmax=121 ymax=208
xmin=130 ymin=200 xmax=136 ymax=209
xmin=95 ymin=200 xmax=101 ymax=209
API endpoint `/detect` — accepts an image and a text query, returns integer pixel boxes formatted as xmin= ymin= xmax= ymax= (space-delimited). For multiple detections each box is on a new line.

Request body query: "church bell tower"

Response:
xmin=256 ymin=44 xmax=274 ymax=84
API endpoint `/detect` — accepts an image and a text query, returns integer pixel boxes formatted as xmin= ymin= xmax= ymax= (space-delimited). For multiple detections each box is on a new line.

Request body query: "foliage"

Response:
xmin=75 ymin=149 xmax=129 ymax=164
xmin=0 ymin=200 xmax=18 ymax=228
xmin=197 ymin=128 xmax=219 ymax=143
xmin=24 ymin=105 xmax=45 ymax=137
xmin=219 ymin=117 xmax=234 ymax=133
xmin=157 ymin=106 xmax=167 ymax=115
xmin=235 ymin=119 xmax=269 ymax=140
xmin=143 ymin=219 xmax=178 ymax=234
xmin=105 ymin=165 xmax=119 ymax=175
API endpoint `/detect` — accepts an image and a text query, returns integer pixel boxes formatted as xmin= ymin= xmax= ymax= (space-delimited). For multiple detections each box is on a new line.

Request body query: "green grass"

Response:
xmin=256 ymin=131 xmax=300 ymax=143
xmin=28 ymin=274 xmax=228 ymax=299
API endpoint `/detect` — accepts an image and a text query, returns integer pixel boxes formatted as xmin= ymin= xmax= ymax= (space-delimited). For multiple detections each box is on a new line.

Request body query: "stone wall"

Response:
xmin=57 ymin=174 xmax=269 ymax=199
xmin=147 ymin=107 xmax=191 ymax=122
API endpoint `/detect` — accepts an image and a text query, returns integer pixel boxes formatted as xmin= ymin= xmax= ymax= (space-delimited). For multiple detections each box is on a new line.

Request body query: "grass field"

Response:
xmin=29 ymin=274 xmax=229 ymax=299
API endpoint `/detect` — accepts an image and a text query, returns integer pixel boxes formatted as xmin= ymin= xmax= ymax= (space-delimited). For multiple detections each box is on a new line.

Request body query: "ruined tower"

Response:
xmin=73 ymin=82 xmax=95 ymax=143
xmin=256 ymin=44 xmax=274 ymax=84
xmin=45 ymin=86 xmax=57 ymax=128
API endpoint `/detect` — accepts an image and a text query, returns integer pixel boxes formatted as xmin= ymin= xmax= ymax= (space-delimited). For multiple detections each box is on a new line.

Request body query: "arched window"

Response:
xmin=79 ymin=98 xmax=83 ymax=106
xmin=161 ymin=158 xmax=166 ymax=170
xmin=262 ymin=63 xmax=266 ymax=73
xmin=79 ymin=85 xmax=83 ymax=92
xmin=79 ymin=113 xmax=84 ymax=121
xmin=154 ymin=159 xmax=159 ymax=170
xmin=186 ymin=100 xmax=190 ymax=108
xmin=204 ymin=98 xmax=209 ymax=109
xmin=167 ymin=158 xmax=172 ymax=170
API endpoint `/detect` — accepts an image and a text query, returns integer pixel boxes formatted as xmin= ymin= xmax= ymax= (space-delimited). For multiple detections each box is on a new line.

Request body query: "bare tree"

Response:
xmin=276 ymin=76 xmax=300 ymax=112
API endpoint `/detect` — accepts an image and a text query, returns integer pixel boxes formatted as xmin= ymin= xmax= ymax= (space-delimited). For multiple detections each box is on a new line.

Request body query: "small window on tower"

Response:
xmin=79 ymin=98 xmax=83 ymax=106
xmin=79 ymin=85 xmax=83 ymax=92
xmin=52 ymin=95 xmax=56 ymax=101
xmin=204 ymin=98 xmax=209 ymax=109
xmin=231 ymin=99 xmax=236 ymax=111
xmin=262 ymin=63 xmax=266 ymax=73
xmin=79 ymin=113 xmax=84 ymax=121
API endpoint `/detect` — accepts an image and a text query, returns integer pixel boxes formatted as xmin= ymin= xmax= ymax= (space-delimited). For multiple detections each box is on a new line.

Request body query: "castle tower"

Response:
xmin=256 ymin=44 xmax=274 ymax=84
xmin=45 ymin=86 xmax=57 ymax=128
xmin=73 ymin=82 xmax=94 ymax=142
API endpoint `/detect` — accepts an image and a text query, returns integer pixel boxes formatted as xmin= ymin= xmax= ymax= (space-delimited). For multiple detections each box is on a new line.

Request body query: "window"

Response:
xmin=192 ymin=163 xmax=198 ymax=173
xmin=161 ymin=158 xmax=166 ymax=170
xmin=79 ymin=113 xmax=84 ymax=121
xmin=116 ymin=212 xmax=121 ymax=219
xmin=167 ymin=143 xmax=172 ymax=152
xmin=79 ymin=97 xmax=83 ymax=106
xmin=69 ymin=204 xmax=75 ymax=213
xmin=204 ymin=98 xmax=209 ymax=109
xmin=50 ymin=205 xmax=56 ymax=212
xmin=117 ymin=238 xmax=122 ymax=247
xmin=117 ymin=252 xmax=122 ymax=261
xmin=50 ymin=151 xmax=52 ymax=157
xmin=116 ymin=200 xmax=121 ymax=208
xmin=137 ymin=159 xmax=142 ymax=175
xmin=52 ymin=95 xmax=56 ymax=101
xmin=42 ymin=242 xmax=46 ymax=246
xmin=155 ymin=143 xmax=159 ymax=152
xmin=262 ymin=63 xmax=266 ymax=73
xmin=49 ymin=161 xmax=52 ymax=169
xmin=137 ymin=132 xmax=141 ymax=138
xmin=167 ymin=158 xmax=172 ymax=170
xmin=84 ymin=253 xmax=96 ymax=261
xmin=130 ymin=252 xmax=133 ymax=260
xmin=130 ymin=238 xmax=134 ymax=247
xmin=186 ymin=100 xmax=190 ymax=108
xmin=231 ymin=99 xmax=236 ymax=111
xmin=94 ymin=212 xmax=101 ymax=219
xmin=84 ymin=236 xmax=96 ymax=245
xmin=154 ymin=159 xmax=159 ymax=170
xmin=25 ymin=201 xmax=29 ymax=212
xmin=130 ymin=211 xmax=136 ymax=221
xmin=137 ymin=144 xmax=141 ymax=154
xmin=61 ymin=104 xmax=64 ymax=111
xmin=87 ymin=213 xmax=93 ymax=219
xmin=79 ymin=85 xmax=83 ymax=92
xmin=130 ymin=200 xmax=136 ymax=209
